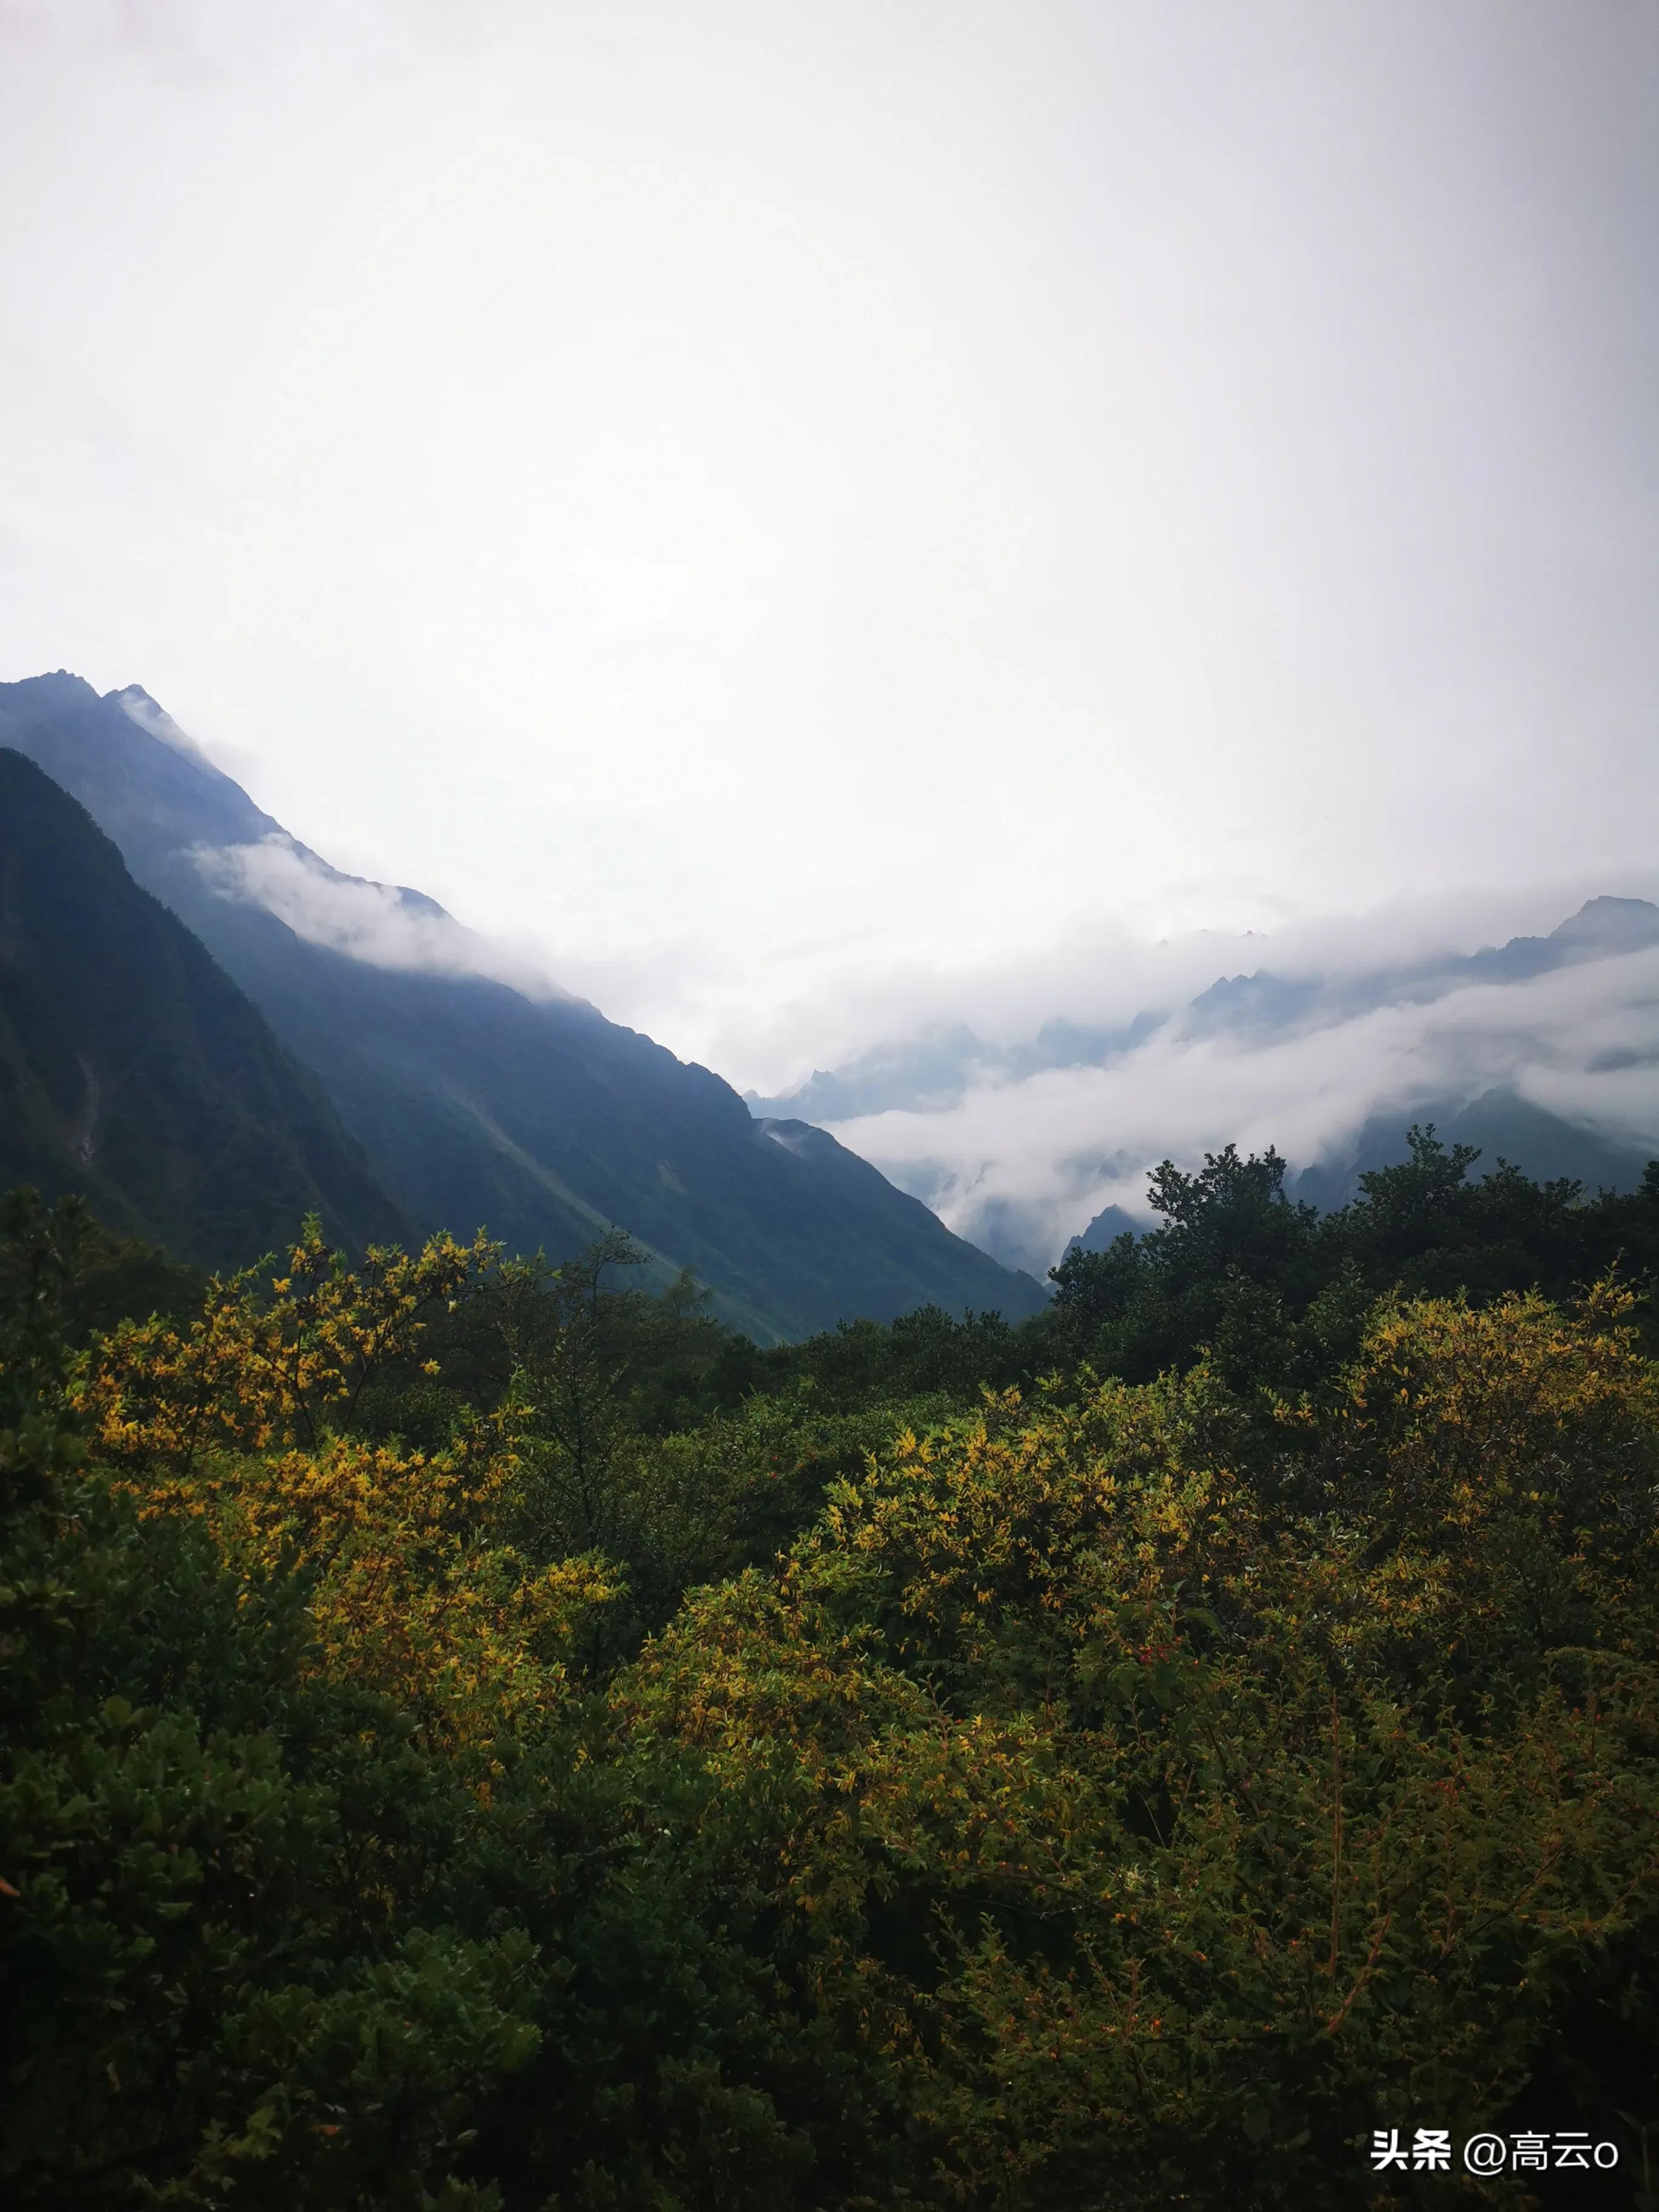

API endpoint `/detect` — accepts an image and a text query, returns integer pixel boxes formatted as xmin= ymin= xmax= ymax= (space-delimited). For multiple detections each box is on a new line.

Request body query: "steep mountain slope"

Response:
xmin=0 ymin=749 xmax=406 ymax=1269
xmin=0 ymin=675 xmax=1045 ymax=1336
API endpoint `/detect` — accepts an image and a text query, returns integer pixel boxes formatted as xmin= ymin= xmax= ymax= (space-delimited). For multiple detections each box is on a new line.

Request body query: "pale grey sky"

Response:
xmin=2 ymin=0 xmax=1656 ymax=1088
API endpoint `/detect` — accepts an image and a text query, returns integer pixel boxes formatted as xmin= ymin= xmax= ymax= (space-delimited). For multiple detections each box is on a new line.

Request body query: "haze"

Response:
xmin=2 ymin=0 xmax=1656 ymax=1090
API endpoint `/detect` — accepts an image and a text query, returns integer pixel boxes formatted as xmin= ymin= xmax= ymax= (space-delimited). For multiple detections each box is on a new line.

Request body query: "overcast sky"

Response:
xmin=2 ymin=0 xmax=1656 ymax=1089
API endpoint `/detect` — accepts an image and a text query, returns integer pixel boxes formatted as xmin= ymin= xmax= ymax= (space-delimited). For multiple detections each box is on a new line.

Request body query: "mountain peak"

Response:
xmin=1 ymin=672 xmax=1045 ymax=1336
xmin=106 ymin=682 xmax=218 ymax=765
xmin=1547 ymin=896 xmax=1659 ymax=952
xmin=10 ymin=669 xmax=99 ymax=706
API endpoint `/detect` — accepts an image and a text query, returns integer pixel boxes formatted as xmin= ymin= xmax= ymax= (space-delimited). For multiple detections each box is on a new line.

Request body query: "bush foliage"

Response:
xmin=3 ymin=1136 xmax=1658 ymax=2207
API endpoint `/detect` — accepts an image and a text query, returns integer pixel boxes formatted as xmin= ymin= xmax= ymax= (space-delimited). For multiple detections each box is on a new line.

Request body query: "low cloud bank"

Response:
xmin=706 ymin=877 xmax=1659 ymax=1100
xmin=825 ymin=947 xmax=1659 ymax=1277
xmin=194 ymin=834 xmax=572 ymax=1002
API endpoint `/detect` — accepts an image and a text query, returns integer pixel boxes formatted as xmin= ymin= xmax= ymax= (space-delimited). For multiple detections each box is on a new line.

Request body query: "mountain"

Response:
xmin=1064 ymin=1093 xmax=1657 ymax=1258
xmin=1178 ymin=896 xmax=1659 ymax=1038
xmin=1065 ymin=1204 xmax=1145 ymax=1256
xmin=0 ymin=675 xmax=1045 ymax=1337
xmin=0 ymin=748 xmax=406 ymax=1269
xmin=754 ymin=901 xmax=1659 ymax=1127
xmin=1290 ymin=1090 xmax=1656 ymax=1212
xmin=752 ymin=893 xmax=1659 ymax=1276
xmin=746 ymin=1011 xmax=1167 ymax=1122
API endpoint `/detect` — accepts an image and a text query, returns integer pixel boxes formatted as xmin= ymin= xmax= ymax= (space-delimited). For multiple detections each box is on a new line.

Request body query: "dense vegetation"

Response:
xmin=4 ymin=1132 xmax=1658 ymax=2207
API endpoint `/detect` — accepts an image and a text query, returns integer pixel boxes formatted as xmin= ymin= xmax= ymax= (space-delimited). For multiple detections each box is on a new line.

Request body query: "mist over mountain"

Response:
xmin=7 ymin=666 xmax=1652 ymax=1308
xmin=745 ymin=1011 xmax=1167 ymax=1125
xmin=0 ymin=673 xmax=1045 ymax=1336
xmin=754 ymin=898 xmax=1659 ymax=1276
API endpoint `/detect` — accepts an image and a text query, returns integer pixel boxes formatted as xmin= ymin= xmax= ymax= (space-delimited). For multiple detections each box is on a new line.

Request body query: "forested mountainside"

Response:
xmin=0 ymin=750 xmax=405 ymax=1269
xmin=0 ymin=674 xmax=1044 ymax=1338
xmin=4 ymin=1120 xmax=1658 ymax=2205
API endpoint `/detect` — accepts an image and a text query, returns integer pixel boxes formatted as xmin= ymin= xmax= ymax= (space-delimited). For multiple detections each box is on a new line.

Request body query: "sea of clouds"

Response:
xmin=819 ymin=942 xmax=1659 ymax=1276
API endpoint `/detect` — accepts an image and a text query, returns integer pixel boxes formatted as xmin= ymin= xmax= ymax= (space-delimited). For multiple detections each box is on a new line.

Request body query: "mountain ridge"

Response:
xmin=744 ymin=891 xmax=1659 ymax=1275
xmin=0 ymin=673 xmax=1046 ymax=1337
xmin=0 ymin=746 xmax=409 ymax=1269
xmin=751 ymin=896 xmax=1659 ymax=1126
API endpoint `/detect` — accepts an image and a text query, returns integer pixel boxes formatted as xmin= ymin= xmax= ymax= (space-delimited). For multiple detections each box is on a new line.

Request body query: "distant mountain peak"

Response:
xmin=1547 ymin=896 xmax=1659 ymax=954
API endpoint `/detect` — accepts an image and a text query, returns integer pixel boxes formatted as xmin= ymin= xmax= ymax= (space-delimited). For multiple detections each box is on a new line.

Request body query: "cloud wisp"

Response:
xmin=193 ymin=834 xmax=574 ymax=1002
